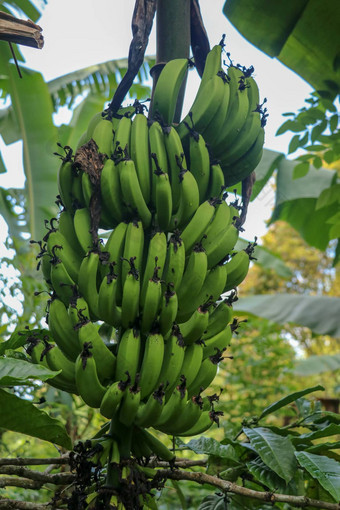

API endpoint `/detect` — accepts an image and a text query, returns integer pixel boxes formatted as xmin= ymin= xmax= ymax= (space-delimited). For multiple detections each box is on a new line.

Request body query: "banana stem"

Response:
xmin=151 ymin=0 xmax=191 ymax=123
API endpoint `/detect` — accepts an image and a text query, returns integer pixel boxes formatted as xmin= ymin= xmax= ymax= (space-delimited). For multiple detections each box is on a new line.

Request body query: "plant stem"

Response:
xmin=151 ymin=0 xmax=191 ymax=122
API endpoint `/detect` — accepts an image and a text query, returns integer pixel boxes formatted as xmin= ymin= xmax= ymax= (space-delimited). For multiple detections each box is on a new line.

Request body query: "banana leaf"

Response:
xmin=223 ymin=0 xmax=340 ymax=95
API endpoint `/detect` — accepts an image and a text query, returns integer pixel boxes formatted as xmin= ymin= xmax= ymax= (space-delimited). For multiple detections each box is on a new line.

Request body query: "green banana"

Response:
xmin=176 ymin=410 xmax=214 ymax=436
xmin=159 ymin=284 xmax=178 ymax=338
xmin=135 ymin=384 xmax=165 ymax=428
xmin=130 ymin=112 xmax=151 ymax=204
xmin=178 ymin=307 xmax=209 ymax=346
xmin=78 ymin=250 xmax=101 ymax=319
xmin=81 ymin=171 xmax=93 ymax=209
xmin=73 ymin=207 xmax=94 ymax=253
xmin=163 ymin=232 xmax=186 ymax=290
xmin=48 ymin=298 xmax=81 ymax=361
xmin=202 ymin=299 xmax=233 ymax=340
xmin=188 ymin=263 xmax=228 ymax=314
xmin=44 ymin=342 xmax=76 ymax=383
xmin=119 ymin=377 xmax=141 ymax=426
xmin=177 ymin=245 xmax=208 ymax=318
xmin=135 ymin=426 xmax=175 ymax=462
xmin=140 ymin=230 xmax=167 ymax=305
xmin=115 ymin=327 xmax=141 ymax=385
xmin=70 ymin=169 xmax=85 ymax=209
xmin=100 ymin=158 xmax=125 ymax=226
xmin=77 ymin=320 xmax=116 ymax=382
xmin=156 ymin=326 xmax=185 ymax=394
xmin=177 ymin=342 xmax=203 ymax=387
xmin=202 ymin=324 xmax=232 ymax=359
xmin=223 ymin=248 xmax=252 ymax=292
xmin=169 ymin=164 xmax=200 ymax=231
xmin=121 ymin=220 xmax=144 ymax=288
xmin=139 ymin=332 xmax=165 ymax=400
xmin=176 ymin=73 xmax=226 ymax=142
xmin=75 ymin=345 xmax=107 ymax=408
xmin=113 ymin=114 xmax=132 ymax=156
xmin=160 ymin=394 xmax=202 ymax=435
xmin=58 ymin=209 xmax=84 ymax=255
xmin=153 ymin=166 xmax=173 ymax=232
xmin=154 ymin=378 xmax=187 ymax=427
xmin=97 ymin=266 xmax=122 ymax=328
xmin=140 ymin=268 xmax=162 ymax=334
xmin=46 ymin=229 xmax=82 ymax=283
xmin=100 ymin=378 xmax=129 ymax=419
xmin=180 ymin=198 xmax=217 ymax=253
xmin=213 ymin=66 xmax=249 ymax=156
xmin=68 ymin=295 xmax=90 ymax=328
xmin=92 ymin=118 xmax=114 ymax=157
xmin=203 ymin=222 xmax=240 ymax=269
xmin=188 ymin=131 xmax=210 ymax=203
xmin=151 ymin=58 xmax=188 ymax=125
xmin=149 ymin=121 xmax=168 ymax=205
xmin=121 ymin=259 xmax=140 ymax=329
xmin=187 ymin=356 xmax=219 ymax=398
xmin=57 ymin=160 xmax=75 ymax=212
xmin=163 ymin=125 xmax=187 ymax=212
xmin=207 ymin=162 xmax=225 ymax=200
xmin=27 ymin=338 xmax=77 ymax=394
xmin=222 ymin=127 xmax=265 ymax=186
xmin=50 ymin=258 xmax=77 ymax=306
xmin=118 ymin=157 xmax=152 ymax=229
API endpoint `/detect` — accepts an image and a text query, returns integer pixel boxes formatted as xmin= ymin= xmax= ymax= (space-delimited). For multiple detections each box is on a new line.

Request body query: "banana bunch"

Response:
xmin=29 ymin=42 xmax=264 ymax=468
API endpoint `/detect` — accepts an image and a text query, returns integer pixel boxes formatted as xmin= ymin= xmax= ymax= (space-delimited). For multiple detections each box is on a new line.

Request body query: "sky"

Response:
xmin=0 ymin=0 xmax=313 ymax=242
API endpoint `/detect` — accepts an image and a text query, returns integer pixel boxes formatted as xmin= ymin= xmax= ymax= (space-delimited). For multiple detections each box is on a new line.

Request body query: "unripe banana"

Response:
xmin=140 ymin=230 xmax=167 ymax=305
xmin=48 ymin=298 xmax=81 ymax=361
xmin=150 ymin=58 xmax=188 ymax=125
xmin=223 ymin=248 xmax=251 ymax=291
xmin=207 ymin=163 xmax=225 ymax=200
xmin=178 ymin=307 xmax=209 ymax=345
xmin=188 ymin=131 xmax=210 ymax=203
xmin=98 ymin=267 xmax=122 ymax=328
xmin=180 ymin=198 xmax=217 ymax=253
xmin=140 ymin=268 xmax=162 ymax=334
xmin=134 ymin=384 xmax=165 ymax=428
xmin=77 ymin=320 xmax=116 ymax=383
xmin=188 ymin=263 xmax=228 ymax=315
xmin=73 ymin=207 xmax=94 ymax=253
xmin=44 ymin=342 xmax=76 ymax=384
xmin=154 ymin=378 xmax=187 ymax=428
xmin=169 ymin=165 xmax=200 ymax=231
xmin=50 ymin=258 xmax=77 ymax=307
xmin=139 ymin=332 xmax=165 ymax=400
xmin=46 ymin=230 xmax=82 ymax=283
xmin=113 ymin=114 xmax=132 ymax=156
xmin=57 ymin=160 xmax=75 ymax=212
xmin=135 ymin=426 xmax=175 ymax=462
xmin=58 ymin=209 xmax=84 ymax=255
xmin=163 ymin=125 xmax=187 ymax=211
xmin=156 ymin=326 xmax=185 ymax=395
xmin=75 ymin=345 xmax=107 ymax=408
xmin=115 ymin=327 xmax=141 ymax=383
xmin=202 ymin=324 xmax=232 ymax=360
xmin=160 ymin=394 xmax=202 ymax=435
xmin=100 ymin=378 xmax=129 ymax=419
xmin=202 ymin=299 xmax=233 ymax=340
xmin=118 ymin=157 xmax=152 ymax=228
xmin=177 ymin=342 xmax=203 ymax=388
xmin=119 ymin=377 xmax=141 ymax=426
xmin=130 ymin=112 xmax=151 ymax=204
xmin=176 ymin=410 xmax=214 ymax=436
xmin=121 ymin=220 xmax=144 ymax=287
xmin=153 ymin=166 xmax=173 ymax=231
xmin=149 ymin=121 xmax=168 ymax=205
xmin=121 ymin=259 xmax=140 ymax=329
xmin=176 ymin=245 xmax=208 ymax=319
xmin=163 ymin=232 xmax=186 ymax=290
xmin=159 ymin=284 xmax=178 ymax=338
xmin=100 ymin=158 xmax=125 ymax=226
xmin=187 ymin=356 xmax=220 ymax=398
xmin=92 ymin=118 xmax=114 ymax=157
xmin=68 ymin=295 xmax=90 ymax=328
xmin=78 ymin=250 xmax=101 ymax=319
xmin=203 ymin=223 xmax=240 ymax=269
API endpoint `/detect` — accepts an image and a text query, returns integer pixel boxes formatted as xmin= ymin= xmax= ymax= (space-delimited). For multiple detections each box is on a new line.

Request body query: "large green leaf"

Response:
xmin=0 ymin=388 xmax=72 ymax=449
xmin=270 ymin=159 xmax=338 ymax=251
xmin=233 ymin=294 xmax=340 ymax=337
xmin=294 ymin=353 xmax=340 ymax=375
xmin=0 ymin=357 xmax=58 ymax=386
xmin=259 ymin=385 xmax=324 ymax=420
xmin=181 ymin=436 xmax=238 ymax=460
xmin=295 ymin=451 xmax=340 ymax=501
xmin=243 ymin=427 xmax=297 ymax=483
xmin=7 ymin=65 xmax=59 ymax=239
xmin=247 ymin=457 xmax=296 ymax=493
xmin=223 ymin=0 xmax=340 ymax=94
xmin=235 ymin=238 xmax=293 ymax=279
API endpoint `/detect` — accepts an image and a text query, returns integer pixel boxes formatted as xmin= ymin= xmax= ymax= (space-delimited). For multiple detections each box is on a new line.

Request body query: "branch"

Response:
xmin=0 ymin=477 xmax=41 ymax=490
xmin=0 ymin=456 xmax=69 ymax=466
xmin=156 ymin=469 xmax=340 ymax=510
xmin=0 ymin=500 xmax=57 ymax=510
xmin=0 ymin=466 xmax=75 ymax=485
xmin=0 ymin=12 xmax=43 ymax=48
xmin=152 ymin=458 xmax=207 ymax=468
